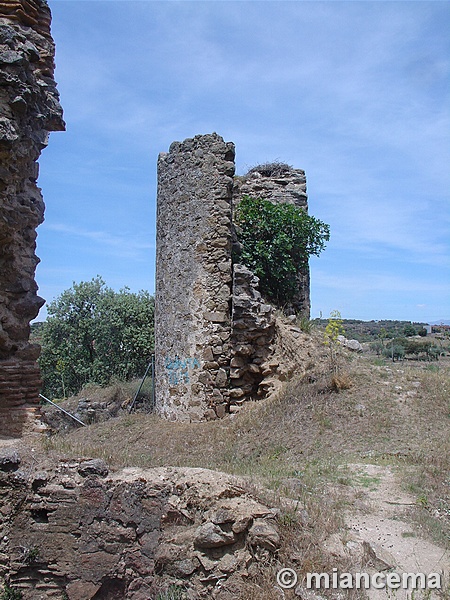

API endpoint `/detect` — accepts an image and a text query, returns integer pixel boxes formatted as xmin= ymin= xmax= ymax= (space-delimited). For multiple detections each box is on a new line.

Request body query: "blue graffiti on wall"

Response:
xmin=165 ymin=356 xmax=201 ymax=386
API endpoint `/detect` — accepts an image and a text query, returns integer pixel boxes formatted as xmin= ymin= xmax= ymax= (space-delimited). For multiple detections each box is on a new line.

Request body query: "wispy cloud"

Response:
xmin=45 ymin=223 xmax=154 ymax=260
xmin=35 ymin=1 xmax=450 ymax=321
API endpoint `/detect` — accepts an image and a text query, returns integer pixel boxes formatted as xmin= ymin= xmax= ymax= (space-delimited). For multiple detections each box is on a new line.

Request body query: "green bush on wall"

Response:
xmin=235 ymin=195 xmax=330 ymax=306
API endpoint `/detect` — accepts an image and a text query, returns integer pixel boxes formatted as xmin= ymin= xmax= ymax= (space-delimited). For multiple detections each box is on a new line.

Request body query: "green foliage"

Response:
xmin=383 ymin=344 xmax=405 ymax=362
xmin=156 ymin=585 xmax=185 ymax=600
xmin=403 ymin=323 xmax=417 ymax=337
xmin=370 ymin=339 xmax=384 ymax=355
xmin=235 ymin=195 xmax=330 ymax=306
xmin=323 ymin=310 xmax=345 ymax=375
xmin=1 ymin=585 xmax=23 ymax=600
xmin=297 ymin=315 xmax=315 ymax=334
xmin=314 ymin=319 xmax=429 ymax=343
xmin=38 ymin=277 xmax=154 ymax=398
xmin=383 ymin=338 xmax=441 ymax=362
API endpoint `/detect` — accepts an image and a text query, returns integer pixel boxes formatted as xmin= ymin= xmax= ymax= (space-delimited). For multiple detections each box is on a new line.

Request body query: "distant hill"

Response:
xmin=314 ymin=319 xmax=428 ymax=342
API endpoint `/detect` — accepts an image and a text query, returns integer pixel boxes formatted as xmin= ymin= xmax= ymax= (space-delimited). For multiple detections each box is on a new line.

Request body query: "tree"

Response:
xmin=403 ymin=323 xmax=417 ymax=337
xmin=234 ymin=195 xmax=330 ymax=306
xmin=38 ymin=277 xmax=154 ymax=398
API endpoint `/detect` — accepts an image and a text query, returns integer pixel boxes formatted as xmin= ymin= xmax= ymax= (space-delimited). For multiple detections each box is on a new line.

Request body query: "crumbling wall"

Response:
xmin=233 ymin=165 xmax=310 ymax=316
xmin=229 ymin=265 xmax=275 ymax=405
xmin=0 ymin=449 xmax=283 ymax=600
xmin=155 ymin=134 xmax=235 ymax=421
xmin=0 ymin=0 xmax=64 ymax=436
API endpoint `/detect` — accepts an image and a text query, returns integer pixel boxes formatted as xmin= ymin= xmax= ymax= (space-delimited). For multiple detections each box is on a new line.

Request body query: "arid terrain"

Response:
xmin=8 ymin=330 xmax=447 ymax=599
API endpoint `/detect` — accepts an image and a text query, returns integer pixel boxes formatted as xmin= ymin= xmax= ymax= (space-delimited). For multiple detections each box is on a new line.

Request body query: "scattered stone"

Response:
xmin=295 ymin=587 xmax=327 ymax=600
xmin=194 ymin=522 xmax=236 ymax=548
xmin=346 ymin=339 xmax=363 ymax=352
xmin=78 ymin=459 xmax=109 ymax=478
xmin=363 ymin=540 xmax=396 ymax=570
xmin=247 ymin=519 xmax=280 ymax=551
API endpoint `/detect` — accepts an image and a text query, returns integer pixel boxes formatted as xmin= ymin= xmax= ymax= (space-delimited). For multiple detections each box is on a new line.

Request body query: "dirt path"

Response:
xmin=345 ymin=463 xmax=449 ymax=600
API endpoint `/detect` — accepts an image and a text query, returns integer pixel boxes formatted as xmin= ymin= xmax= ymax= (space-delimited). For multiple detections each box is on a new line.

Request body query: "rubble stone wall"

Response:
xmin=0 ymin=0 xmax=64 ymax=436
xmin=0 ymin=450 xmax=282 ymax=600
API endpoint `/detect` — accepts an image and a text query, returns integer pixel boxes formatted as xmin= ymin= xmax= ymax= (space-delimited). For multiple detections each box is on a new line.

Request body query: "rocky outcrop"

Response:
xmin=0 ymin=0 xmax=64 ymax=436
xmin=0 ymin=451 xmax=283 ymax=599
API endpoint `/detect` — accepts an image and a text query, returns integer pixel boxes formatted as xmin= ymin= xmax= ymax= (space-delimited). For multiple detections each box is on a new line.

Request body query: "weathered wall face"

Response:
xmin=233 ymin=167 xmax=310 ymax=316
xmin=155 ymin=134 xmax=235 ymax=421
xmin=0 ymin=450 xmax=282 ymax=600
xmin=0 ymin=0 xmax=64 ymax=435
xmin=229 ymin=264 xmax=275 ymax=405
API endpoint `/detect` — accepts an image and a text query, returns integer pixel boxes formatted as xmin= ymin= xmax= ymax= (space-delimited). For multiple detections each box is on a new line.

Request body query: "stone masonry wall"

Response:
xmin=0 ymin=450 xmax=283 ymax=600
xmin=0 ymin=0 xmax=64 ymax=436
xmin=155 ymin=134 xmax=235 ymax=421
xmin=228 ymin=264 xmax=275 ymax=406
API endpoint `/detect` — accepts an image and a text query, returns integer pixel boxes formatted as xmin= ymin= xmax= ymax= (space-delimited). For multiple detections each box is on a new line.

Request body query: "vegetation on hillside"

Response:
xmin=314 ymin=318 xmax=430 ymax=342
xmin=234 ymin=195 xmax=330 ymax=306
xmin=37 ymin=277 xmax=154 ymax=399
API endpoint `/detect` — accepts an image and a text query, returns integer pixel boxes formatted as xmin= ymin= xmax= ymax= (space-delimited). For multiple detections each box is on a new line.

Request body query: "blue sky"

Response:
xmin=36 ymin=0 xmax=450 ymax=323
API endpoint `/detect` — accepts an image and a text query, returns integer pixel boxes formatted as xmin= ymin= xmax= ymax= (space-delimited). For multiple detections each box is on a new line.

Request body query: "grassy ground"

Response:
xmin=41 ymin=349 xmax=450 ymax=599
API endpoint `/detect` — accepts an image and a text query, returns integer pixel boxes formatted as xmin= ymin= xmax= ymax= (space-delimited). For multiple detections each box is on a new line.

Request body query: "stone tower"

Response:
xmin=155 ymin=134 xmax=311 ymax=421
xmin=0 ymin=0 xmax=64 ymax=435
xmin=155 ymin=134 xmax=235 ymax=421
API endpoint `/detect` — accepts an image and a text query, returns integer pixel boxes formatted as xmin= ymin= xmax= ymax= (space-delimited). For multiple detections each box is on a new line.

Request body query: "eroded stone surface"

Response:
xmin=155 ymin=133 xmax=234 ymax=422
xmin=0 ymin=0 xmax=64 ymax=436
xmin=0 ymin=461 xmax=282 ymax=599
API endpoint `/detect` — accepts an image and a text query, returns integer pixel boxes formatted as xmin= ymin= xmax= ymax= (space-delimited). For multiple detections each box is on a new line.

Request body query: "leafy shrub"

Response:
xmin=370 ymin=340 xmax=384 ymax=355
xmin=39 ymin=277 xmax=155 ymax=398
xmin=383 ymin=343 xmax=406 ymax=361
xmin=403 ymin=323 xmax=417 ymax=337
xmin=1 ymin=585 xmax=23 ymax=600
xmin=235 ymin=195 xmax=330 ymax=306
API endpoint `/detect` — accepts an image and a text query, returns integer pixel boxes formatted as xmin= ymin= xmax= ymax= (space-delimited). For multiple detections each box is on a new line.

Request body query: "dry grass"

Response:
xmin=40 ymin=351 xmax=450 ymax=597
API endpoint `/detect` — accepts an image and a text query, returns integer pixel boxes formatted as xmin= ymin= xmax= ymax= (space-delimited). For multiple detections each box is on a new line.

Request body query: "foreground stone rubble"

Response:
xmin=0 ymin=449 xmax=283 ymax=599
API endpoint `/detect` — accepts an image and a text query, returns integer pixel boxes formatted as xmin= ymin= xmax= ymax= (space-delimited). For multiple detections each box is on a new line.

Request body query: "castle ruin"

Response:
xmin=0 ymin=0 xmax=64 ymax=436
xmin=155 ymin=133 xmax=310 ymax=422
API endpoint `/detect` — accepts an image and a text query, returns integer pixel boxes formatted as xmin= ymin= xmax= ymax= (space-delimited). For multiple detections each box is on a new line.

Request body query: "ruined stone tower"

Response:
xmin=155 ymin=134 xmax=235 ymax=421
xmin=155 ymin=134 xmax=310 ymax=422
xmin=0 ymin=0 xmax=64 ymax=435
